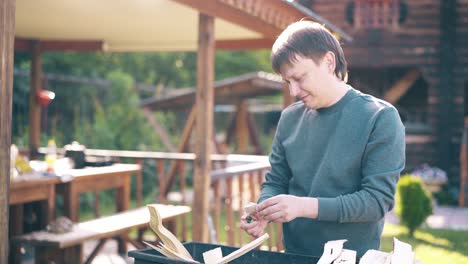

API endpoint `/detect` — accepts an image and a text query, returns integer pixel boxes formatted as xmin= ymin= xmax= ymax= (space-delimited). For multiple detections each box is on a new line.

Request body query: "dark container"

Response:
xmin=64 ymin=141 xmax=86 ymax=169
xmin=128 ymin=242 xmax=320 ymax=264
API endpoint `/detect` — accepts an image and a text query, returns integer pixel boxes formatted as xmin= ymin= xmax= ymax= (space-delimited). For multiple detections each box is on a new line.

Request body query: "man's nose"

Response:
xmin=289 ymin=83 xmax=300 ymax=97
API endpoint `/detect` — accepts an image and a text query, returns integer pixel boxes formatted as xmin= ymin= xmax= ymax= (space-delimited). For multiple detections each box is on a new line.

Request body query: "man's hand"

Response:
xmin=257 ymin=195 xmax=318 ymax=222
xmin=240 ymin=211 xmax=268 ymax=238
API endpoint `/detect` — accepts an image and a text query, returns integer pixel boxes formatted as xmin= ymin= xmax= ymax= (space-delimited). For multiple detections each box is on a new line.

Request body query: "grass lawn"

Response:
xmin=382 ymin=224 xmax=468 ymax=264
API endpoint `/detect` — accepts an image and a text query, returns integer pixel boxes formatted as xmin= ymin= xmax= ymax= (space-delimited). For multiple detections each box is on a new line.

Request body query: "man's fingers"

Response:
xmin=263 ymin=211 xmax=284 ymax=222
xmin=258 ymin=203 xmax=280 ymax=218
xmin=257 ymin=197 xmax=278 ymax=211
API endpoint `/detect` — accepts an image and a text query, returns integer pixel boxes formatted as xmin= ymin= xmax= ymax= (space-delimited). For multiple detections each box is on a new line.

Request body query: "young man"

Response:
xmin=240 ymin=21 xmax=405 ymax=257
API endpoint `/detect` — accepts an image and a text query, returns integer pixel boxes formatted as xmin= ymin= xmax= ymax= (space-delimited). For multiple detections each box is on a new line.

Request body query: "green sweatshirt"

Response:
xmin=259 ymin=87 xmax=405 ymax=257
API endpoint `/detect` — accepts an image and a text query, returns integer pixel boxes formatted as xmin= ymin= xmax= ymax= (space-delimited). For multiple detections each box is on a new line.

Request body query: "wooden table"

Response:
xmin=56 ymin=163 xmax=141 ymax=253
xmin=56 ymin=163 xmax=141 ymax=222
xmin=9 ymin=175 xmax=61 ymax=263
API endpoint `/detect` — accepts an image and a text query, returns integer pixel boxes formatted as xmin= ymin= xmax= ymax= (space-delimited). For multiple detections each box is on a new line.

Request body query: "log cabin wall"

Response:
xmin=307 ymin=1 xmax=465 ymax=189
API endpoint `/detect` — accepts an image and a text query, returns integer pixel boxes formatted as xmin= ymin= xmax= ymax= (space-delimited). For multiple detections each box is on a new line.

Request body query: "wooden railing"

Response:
xmin=210 ymin=161 xmax=284 ymax=251
xmin=37 ymin=148 xmax=282 ymax=250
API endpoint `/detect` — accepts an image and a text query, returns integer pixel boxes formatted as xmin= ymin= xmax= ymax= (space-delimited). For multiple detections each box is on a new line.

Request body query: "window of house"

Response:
xmin=346 ymin=0 xmax=407 ymax=30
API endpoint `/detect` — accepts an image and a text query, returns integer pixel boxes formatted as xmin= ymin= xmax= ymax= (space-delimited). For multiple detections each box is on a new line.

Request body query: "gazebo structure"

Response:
xmin=140 ymin=71 xmax=286 ymax=155
xmin=0 ymin=0 xmax=352 ymax=262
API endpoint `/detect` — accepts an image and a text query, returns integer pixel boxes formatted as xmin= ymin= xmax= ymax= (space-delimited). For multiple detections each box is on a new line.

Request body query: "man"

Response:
xmin=240 ymin=21 xmax=405 ymax=257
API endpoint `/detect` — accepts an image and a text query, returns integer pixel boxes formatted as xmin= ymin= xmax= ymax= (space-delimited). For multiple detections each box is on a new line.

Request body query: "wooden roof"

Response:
xmin=140 ymin=72 xmax=284 ymax=111
xmin=14 ymin=0 xmax=351 ymax=52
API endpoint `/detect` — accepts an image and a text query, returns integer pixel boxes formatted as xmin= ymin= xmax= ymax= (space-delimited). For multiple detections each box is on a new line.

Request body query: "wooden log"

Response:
xmin=0 ymin=1 xmax=15 ymax=262
xmin=193 ymin=13 xmax=215 ymax=242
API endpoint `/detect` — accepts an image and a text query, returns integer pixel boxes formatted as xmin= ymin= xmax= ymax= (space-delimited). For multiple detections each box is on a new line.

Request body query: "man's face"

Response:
xmin=280 ymin=54 xmax=333 ymax=110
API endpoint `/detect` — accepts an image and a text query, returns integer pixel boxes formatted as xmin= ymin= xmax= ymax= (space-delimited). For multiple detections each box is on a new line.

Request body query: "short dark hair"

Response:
xmin=271 ymin=21 xmax=348 ymax=81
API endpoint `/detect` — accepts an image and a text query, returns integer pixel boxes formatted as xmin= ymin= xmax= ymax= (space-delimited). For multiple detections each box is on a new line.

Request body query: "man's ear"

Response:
xmin=324 ymin=51 xmax=336 ymax=72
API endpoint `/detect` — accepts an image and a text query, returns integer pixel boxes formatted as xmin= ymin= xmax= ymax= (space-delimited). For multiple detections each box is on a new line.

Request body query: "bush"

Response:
xmin=395 ymin=174 xmax=433 ymax=237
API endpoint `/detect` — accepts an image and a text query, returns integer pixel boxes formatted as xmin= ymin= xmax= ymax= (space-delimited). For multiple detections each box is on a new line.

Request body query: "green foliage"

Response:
xmin=12 ymin=49 xmax=274 ymax=207
xmin=395 ymin=174 xmax=433 ymax=237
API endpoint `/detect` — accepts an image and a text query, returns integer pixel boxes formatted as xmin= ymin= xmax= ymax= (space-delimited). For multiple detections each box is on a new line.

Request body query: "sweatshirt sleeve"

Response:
xmin=258 ymin=114 xmax=292 ymax=203
xmin=318 ymin=106 xmax=406 ymax=222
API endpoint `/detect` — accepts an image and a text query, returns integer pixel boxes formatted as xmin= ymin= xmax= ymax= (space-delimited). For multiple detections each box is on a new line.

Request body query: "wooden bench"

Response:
xmin=13 ymin=204 xmax=191 ymax=264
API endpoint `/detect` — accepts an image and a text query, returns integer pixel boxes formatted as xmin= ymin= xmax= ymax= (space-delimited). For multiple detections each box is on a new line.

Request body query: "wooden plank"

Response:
xmin=383 ymin=69 xmax=421 ymax=104
xmin=28 ymin=41 xmax=42 ymax=159
xmin=142 ymin=107 xmax=177 ymax=152
xmin=0 ymin=0 xmax=15 ymax=263
xmin=192 ymin=13 xmax=215 ymax=243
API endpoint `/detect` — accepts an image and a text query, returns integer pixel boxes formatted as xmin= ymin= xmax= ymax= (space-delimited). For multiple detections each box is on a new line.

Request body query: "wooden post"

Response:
xmin=0 ymin=0 xmax=15 ymax=262
xmin=235 ymin=100 xmax=249 ymax=153
xmin=193 ymin=13 xmax=214 ymax=242
xmin=28 ymin=40 xmax=42 ymax=159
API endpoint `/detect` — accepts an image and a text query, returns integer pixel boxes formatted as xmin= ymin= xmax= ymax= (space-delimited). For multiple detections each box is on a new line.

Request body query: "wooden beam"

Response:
xmin=171 ymin=0 xmax=282 ymax=38
xmin=161 ymin=106 xmax=196 ymax=198
xmin=41 ymin=40 xmax=103 ymax=51
xmin=28 ymin=41 xmax=42 ymax=159
xmin=246 ymin=111 xmax=263 ymax=155
xmin=235 ymin=100 xmax=249 ymax=153
xmin=15 ymin=38 xmax=104 ymax=52
xmin=383 ymin=69 xmax=421 ymax=104
xmin=193 ymin=13 xmax=215 ymax=243
xmin=225 ymin=114 xmax=236 ymax=146
xmin=216 ymin=38 xmax=274 ymax=50
xmin=142 ymin=108 xmax=177 ymax=152
xmin=0 ymin=0 xmax=15 ymax=263
xmin=14 ymin=37 xmax=32 ymax=51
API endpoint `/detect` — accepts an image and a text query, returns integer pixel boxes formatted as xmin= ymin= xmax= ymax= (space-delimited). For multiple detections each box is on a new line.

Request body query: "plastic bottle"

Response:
xmin=45 ymin=139 xmax=57 ymax=173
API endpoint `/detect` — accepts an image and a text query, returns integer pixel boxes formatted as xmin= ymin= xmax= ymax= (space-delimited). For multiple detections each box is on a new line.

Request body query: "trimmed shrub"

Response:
xmin=395 ymin=174 xmax=433 ymax=237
